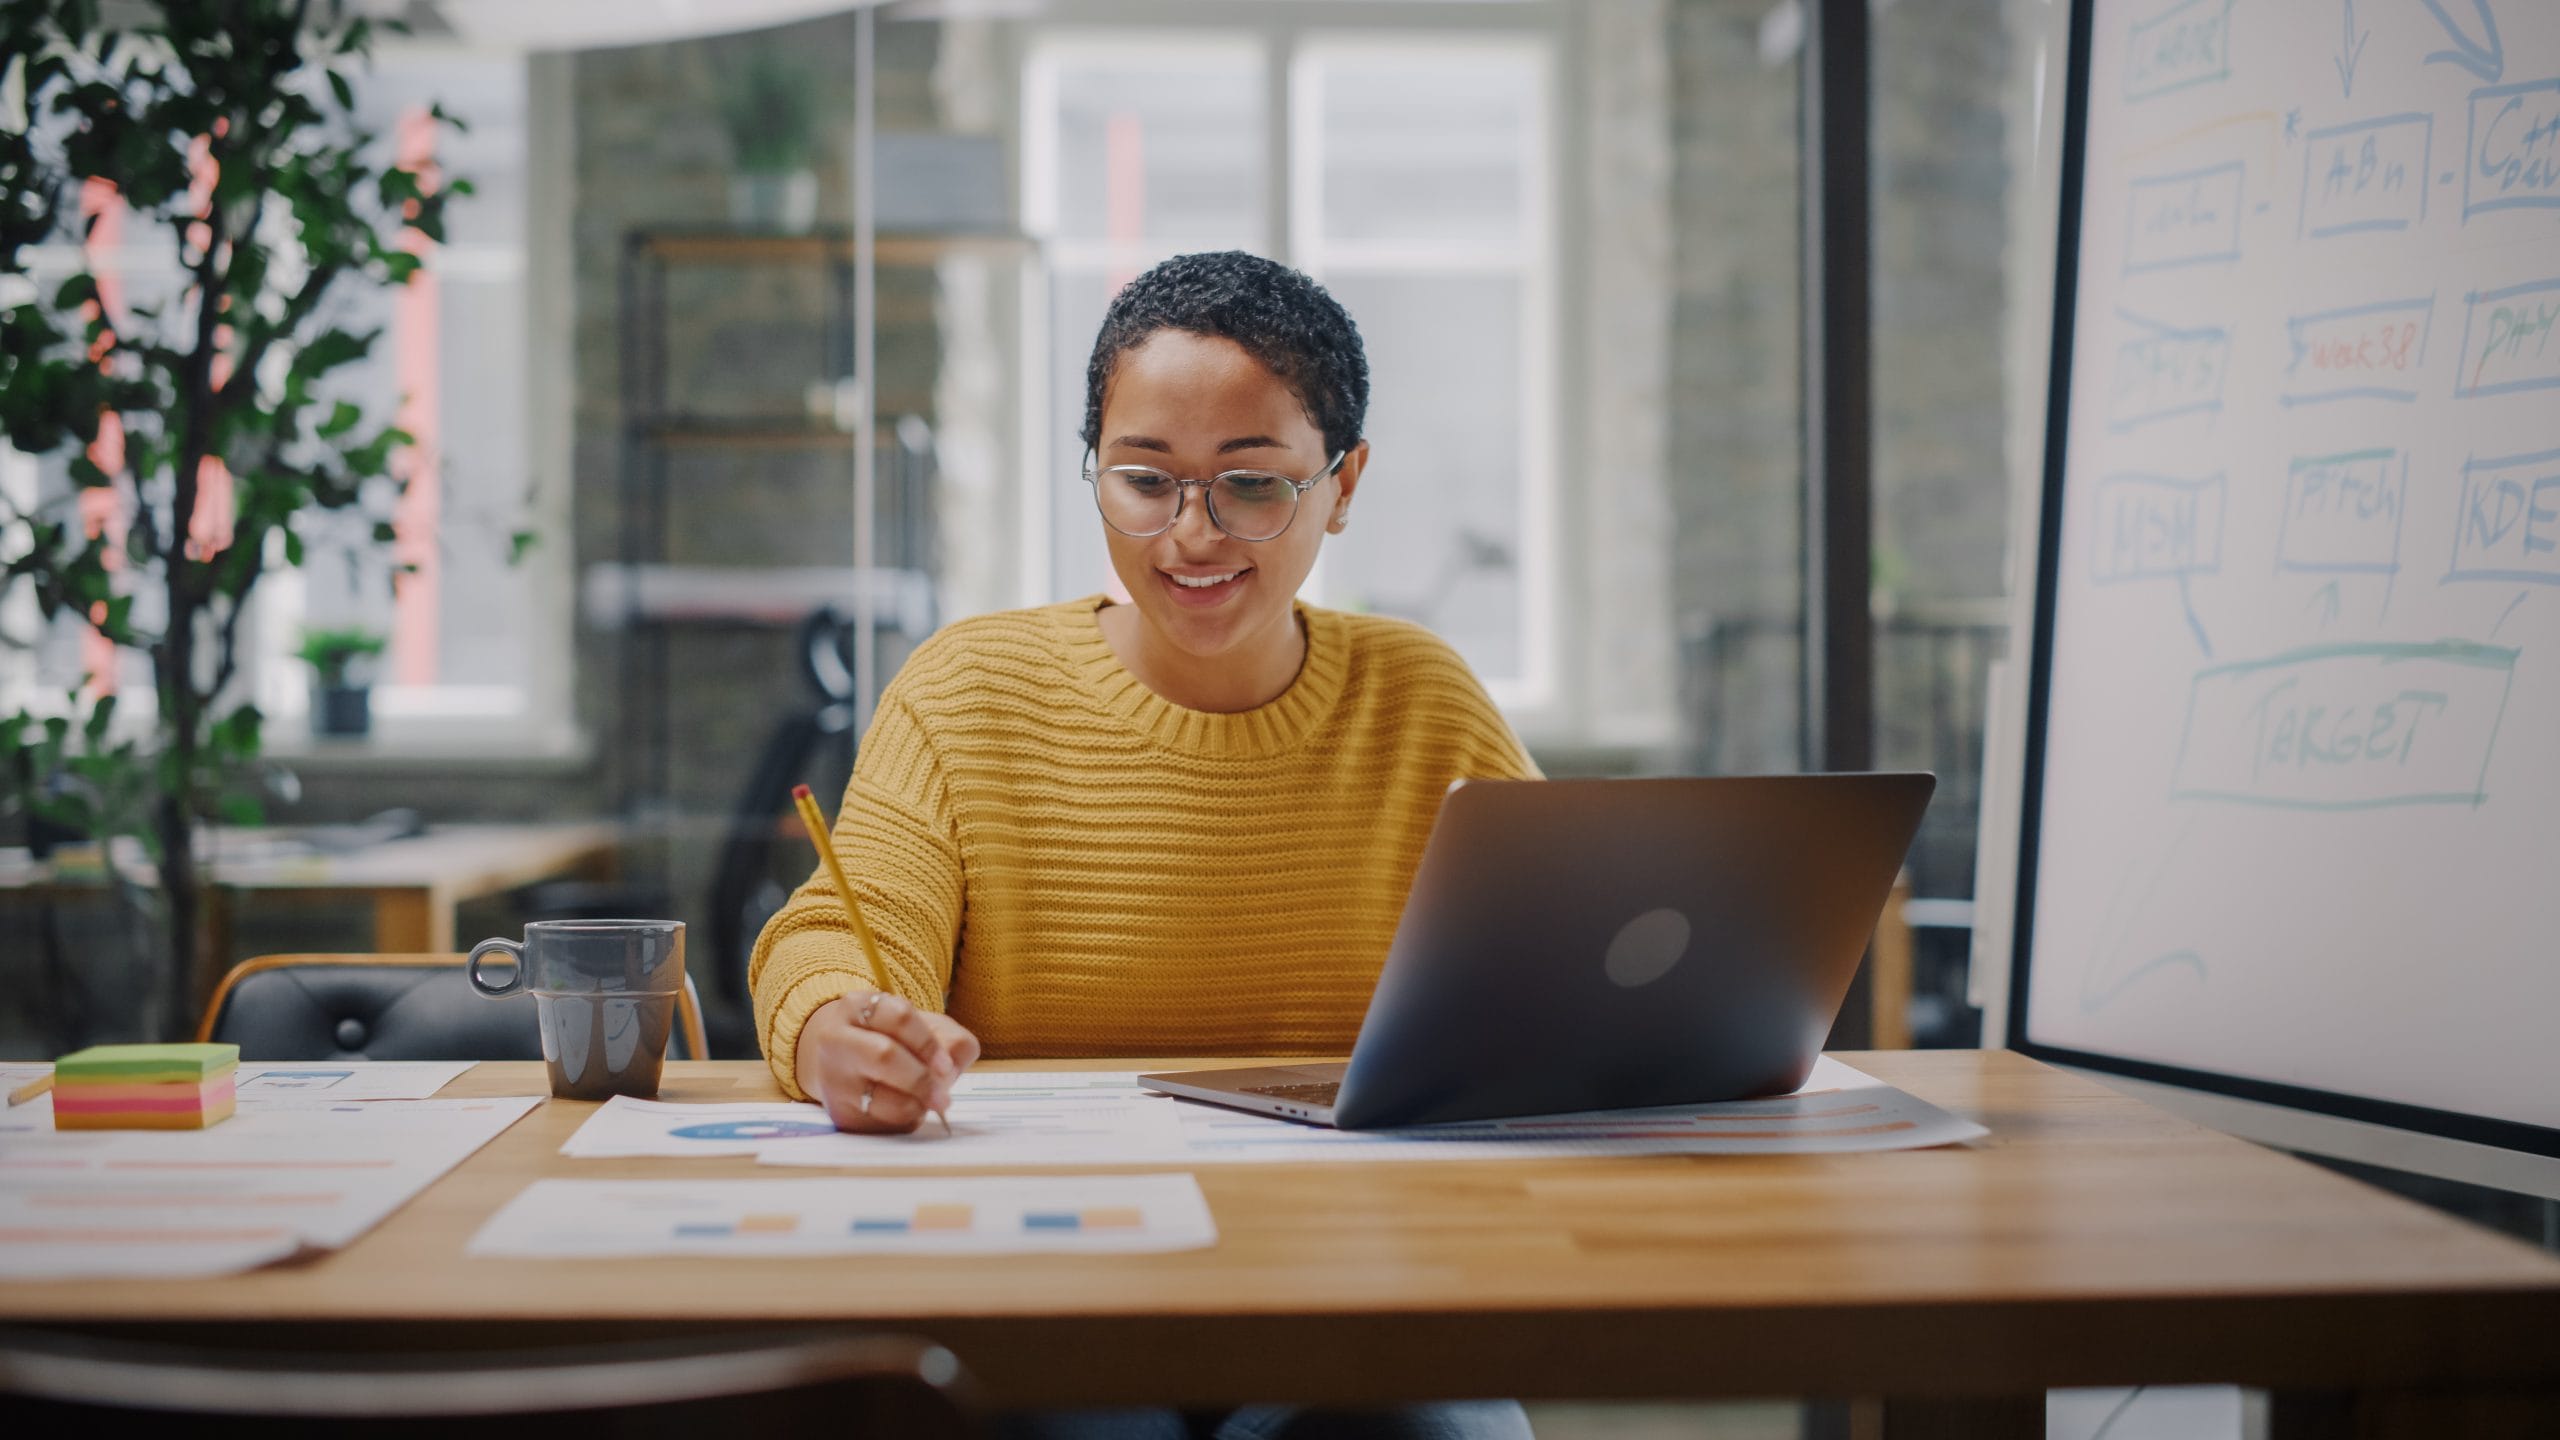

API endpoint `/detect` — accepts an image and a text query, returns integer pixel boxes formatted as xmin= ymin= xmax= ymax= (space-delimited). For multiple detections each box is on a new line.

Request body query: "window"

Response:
xmin=258 ymin=48 xmax=568 ymax=753
xmin=0 ymin=47 xmax=569 ymax=755
xmin=1021 ymin=24 xmax=1557 ymax=711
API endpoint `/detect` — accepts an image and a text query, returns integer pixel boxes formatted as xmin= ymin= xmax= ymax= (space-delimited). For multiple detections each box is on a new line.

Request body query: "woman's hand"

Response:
xmin=794 ymin=989 xmax=983 ymax=1134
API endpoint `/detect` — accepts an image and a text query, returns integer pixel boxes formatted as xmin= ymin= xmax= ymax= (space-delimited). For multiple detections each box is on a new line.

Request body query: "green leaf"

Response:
xmin=328 ymin=70 xmax=354 ymax=112
xmin=317 ymin=400 xmax=363 ymax=438
xmin=508 ymin=529 xmax=540 ymax=565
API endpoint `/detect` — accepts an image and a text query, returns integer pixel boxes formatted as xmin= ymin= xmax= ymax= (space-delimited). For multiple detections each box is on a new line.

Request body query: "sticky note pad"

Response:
xmin=54 ymin=1075 xmax=237 ymax=1129
xmin=53 ymin=1043 xmax=240 ymax=1130
xmin=55 ymin=1043 xmax=239 ymax=1084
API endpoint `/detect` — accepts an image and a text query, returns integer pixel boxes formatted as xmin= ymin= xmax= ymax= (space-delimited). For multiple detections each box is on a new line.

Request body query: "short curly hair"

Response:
xmin=1081 ymin=251 xmax=1369 ymax=459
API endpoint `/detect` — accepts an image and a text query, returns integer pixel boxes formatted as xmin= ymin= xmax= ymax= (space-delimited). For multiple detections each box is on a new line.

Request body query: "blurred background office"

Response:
xmin=0 ymin=0 xmax=2043 ymax=1064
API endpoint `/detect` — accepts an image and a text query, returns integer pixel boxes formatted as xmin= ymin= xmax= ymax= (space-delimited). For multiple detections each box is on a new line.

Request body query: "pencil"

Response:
xmin=7 ymin=1074 xmax=51 ymax=1107
xmin=790 ymin=784 xmax=952 ymax=1137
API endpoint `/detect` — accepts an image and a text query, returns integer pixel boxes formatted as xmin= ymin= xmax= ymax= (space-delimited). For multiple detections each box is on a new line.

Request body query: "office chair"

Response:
xmin=707 ymin=605 xmax=863 ymax=1013
xmin=197 ymin=953 xmax=711 ymax=1062
xmin=517 ymin=606 xmax=868 ymax=1058
xmin=0 ymin=1327 xmax=981 ymax=1439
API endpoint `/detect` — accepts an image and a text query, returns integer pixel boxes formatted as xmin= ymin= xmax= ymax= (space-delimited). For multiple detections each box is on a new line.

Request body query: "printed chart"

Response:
xmin=564 ymin=1062 xmax=1988 ymax=1170
xmin=0 ymin=1096 xmax=540 ymax=1279
xmin=468 ymin=1174 xmax=1217 ymax=1257
xmin=564 ymin=1074 xmax=1189 ymax=1163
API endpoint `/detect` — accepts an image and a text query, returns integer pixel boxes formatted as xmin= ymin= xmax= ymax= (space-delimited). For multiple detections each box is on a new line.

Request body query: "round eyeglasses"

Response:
xmin=1083 ymin=450 xmax=1348 ymax=543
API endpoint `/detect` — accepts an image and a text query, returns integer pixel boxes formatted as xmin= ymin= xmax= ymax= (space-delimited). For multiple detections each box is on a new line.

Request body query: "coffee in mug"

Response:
xmin=468 ymin=920 xmax=685 ymax=1100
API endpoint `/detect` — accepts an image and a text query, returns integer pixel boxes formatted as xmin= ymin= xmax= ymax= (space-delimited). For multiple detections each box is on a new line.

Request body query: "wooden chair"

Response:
xmin=197 ymin=953 xmax=711 ymax=1063
xmin=0 ymin=1327 xmax=980 ymax=1438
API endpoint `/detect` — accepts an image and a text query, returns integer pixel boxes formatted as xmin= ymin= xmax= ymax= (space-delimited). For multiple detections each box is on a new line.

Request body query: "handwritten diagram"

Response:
xmin=2027 ymin=0 xmax=2558 ymax=1126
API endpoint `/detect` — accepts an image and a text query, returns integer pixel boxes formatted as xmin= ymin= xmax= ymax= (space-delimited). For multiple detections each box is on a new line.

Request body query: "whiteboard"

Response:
xmin=2012 ymin=0 xmax=2560 ymax=1155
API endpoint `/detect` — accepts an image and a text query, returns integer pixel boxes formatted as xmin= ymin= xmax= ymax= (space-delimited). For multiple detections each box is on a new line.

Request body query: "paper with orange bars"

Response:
xmin=468 ymin=1175 xmax=1217 ymax=1257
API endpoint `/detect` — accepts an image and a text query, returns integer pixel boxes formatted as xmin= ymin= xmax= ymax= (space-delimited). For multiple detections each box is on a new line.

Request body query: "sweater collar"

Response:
xmin=1054 ymin=594 xmax=1350 ymax=759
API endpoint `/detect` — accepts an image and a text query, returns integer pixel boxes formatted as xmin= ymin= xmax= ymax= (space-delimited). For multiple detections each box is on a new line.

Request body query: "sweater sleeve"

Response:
xmin=749 ymin=689 xmax=964 ymax=1099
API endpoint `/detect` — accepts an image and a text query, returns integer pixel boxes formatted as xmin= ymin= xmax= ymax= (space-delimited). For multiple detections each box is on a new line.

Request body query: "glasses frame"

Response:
xmin=1082 ymin=449 xmax=1349 ymax=543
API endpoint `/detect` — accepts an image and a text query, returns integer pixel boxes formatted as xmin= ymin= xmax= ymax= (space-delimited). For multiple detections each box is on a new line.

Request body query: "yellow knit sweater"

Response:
xmin=750 ymin=595 xmax=1538 ymax=1095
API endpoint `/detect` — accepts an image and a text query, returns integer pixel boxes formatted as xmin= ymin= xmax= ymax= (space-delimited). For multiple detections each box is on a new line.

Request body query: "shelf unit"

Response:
xmin=612 ymin=225 xmax=1008 ymax=826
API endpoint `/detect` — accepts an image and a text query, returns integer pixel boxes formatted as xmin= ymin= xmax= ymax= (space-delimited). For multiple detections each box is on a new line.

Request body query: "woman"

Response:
xmin=751 ymin=251 xmax=1537 ymax=1440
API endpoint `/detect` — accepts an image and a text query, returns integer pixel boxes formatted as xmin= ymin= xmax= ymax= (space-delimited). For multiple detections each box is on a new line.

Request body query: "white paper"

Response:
xmin=1149 ymin=1057 xmax=1991 ymax=1162
xmin=233 ymin=1060 xmax=479 ymax=1103
xmin=469 ymin=1174 xmax=1218 ymax=1257
xmin=573 ymin=1072 xmax=1191 ymax=1166
xmin=0 ymin=1060 xmax=483 ymax=1133
xmin=0 ymin=1095 xmax=540 ymax=1280
xmin=747 ymin=1060 xmax=1986 ymax=1168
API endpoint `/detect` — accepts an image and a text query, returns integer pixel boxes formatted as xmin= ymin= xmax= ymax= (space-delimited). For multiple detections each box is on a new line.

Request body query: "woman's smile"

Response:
xmin=1160 ymin=565 xmax=1254 ymax=607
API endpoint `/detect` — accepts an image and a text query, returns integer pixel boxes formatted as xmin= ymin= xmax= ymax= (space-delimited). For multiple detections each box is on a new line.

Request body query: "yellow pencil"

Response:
xmin=790 ymin=784 xmax=951 ymax=1136
xmin=7 ymin=1073 xmax=52 ymax=1107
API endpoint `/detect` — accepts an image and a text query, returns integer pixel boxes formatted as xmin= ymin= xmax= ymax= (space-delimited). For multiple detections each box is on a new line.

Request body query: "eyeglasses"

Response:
xmin=1082 ymin=450 xmax=1348 ymax=543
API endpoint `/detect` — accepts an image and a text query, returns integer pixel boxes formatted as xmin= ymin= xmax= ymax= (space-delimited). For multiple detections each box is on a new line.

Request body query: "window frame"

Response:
xmin=1012 ymin=1 xmax=1581 ymax=731
xmin=0 ymin=45 xmax=581 ymax=764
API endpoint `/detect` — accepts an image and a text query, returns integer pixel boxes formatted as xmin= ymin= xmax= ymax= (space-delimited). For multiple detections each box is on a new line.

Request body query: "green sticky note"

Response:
xmin=54 ymin=1043 xmax=241 ymax=1084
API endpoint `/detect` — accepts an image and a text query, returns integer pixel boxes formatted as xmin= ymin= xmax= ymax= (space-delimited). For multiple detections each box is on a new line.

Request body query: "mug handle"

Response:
xmin=467 ymin=937 xmax=527 ymax=997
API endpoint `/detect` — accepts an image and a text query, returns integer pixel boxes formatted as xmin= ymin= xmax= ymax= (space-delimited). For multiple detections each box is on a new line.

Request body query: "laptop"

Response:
xmin=1141 ymin=773 xmax=1935 ymax=1129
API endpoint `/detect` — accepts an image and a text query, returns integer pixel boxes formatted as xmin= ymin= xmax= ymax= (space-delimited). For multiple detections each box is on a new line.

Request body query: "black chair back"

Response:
xmin=199 ymin=956 xmax=709 ymax=1061
xmin=203 ymin=957 xmax=541 ymax=1061
xmin=707 ymin=607 xmax=862 ymax=1007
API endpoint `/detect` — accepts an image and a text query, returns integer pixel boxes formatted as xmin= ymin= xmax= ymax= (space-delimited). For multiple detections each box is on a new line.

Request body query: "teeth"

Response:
xmin=1171 ymin=572 xmax=1244 ymax=588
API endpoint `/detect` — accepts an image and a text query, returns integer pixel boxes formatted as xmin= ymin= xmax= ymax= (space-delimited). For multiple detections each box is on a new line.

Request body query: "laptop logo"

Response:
xmin=1604 ymin=908 xmax=1692 ymax=988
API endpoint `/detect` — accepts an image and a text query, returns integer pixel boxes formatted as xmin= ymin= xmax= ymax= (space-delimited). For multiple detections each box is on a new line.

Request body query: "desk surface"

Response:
xmin=0 ymin=823 xmax=618 ymax=893
xmin=6 ymin=1051 xmax=2558 ymax=1411
xmin=201 ymin=822 xmax=620 ymax=892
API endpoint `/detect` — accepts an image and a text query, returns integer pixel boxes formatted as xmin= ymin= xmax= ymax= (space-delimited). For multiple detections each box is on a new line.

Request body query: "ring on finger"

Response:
xmin=858 ymin=992 xmax=883 ymax=1027
xmin=858 ymin=1082 xmax=875 ymax=1116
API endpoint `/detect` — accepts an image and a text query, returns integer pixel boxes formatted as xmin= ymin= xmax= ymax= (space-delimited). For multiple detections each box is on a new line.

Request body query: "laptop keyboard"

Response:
xmin=1239 ymin=1081 xmax=1341 ymax=1106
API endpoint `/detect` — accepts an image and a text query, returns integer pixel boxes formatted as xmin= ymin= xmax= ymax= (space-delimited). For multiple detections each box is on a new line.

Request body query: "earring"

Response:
xmin=1329 ymin=510 xmax=1350 ymax=532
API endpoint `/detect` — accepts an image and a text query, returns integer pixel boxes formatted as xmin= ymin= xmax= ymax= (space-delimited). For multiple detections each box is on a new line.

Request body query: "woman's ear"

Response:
xmin=1327 ymin=439 xmax=1370 ymax=533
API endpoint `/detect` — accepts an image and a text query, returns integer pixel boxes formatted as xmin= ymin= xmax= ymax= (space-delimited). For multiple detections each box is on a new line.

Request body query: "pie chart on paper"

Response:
xmin=668 ymin=1120 xmax=839 ymax=1142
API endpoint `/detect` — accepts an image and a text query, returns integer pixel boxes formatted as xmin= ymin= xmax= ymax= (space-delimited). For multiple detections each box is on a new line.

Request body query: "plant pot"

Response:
xmin=314 ymin=682 xmax=372 ymax=738
xmin=729 ymin=170 xmax=818 ymax=233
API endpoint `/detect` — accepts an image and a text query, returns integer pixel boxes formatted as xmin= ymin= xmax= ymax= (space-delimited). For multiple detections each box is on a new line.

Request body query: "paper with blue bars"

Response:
xmin=467 ymin=1174 xmax=1216 ymax=1257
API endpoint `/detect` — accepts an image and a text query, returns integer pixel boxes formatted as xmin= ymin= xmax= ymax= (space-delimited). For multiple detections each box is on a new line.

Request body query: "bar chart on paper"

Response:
xmin=467 ymin=1175 xmax=1218 ymax=1257
xmin=0 ymin=1096 xmax=541 ymax=1279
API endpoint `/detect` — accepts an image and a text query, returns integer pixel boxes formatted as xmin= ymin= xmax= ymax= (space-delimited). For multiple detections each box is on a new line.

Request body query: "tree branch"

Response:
xmin=205 ymin=539 xmax=267 ymax=704
xmin=213 ymin=258 xmax=343 ymax=419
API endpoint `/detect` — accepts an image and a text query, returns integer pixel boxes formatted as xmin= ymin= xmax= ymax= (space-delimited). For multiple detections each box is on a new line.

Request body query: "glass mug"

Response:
xmin=468 ymin=920 xmax=685 ymax=1101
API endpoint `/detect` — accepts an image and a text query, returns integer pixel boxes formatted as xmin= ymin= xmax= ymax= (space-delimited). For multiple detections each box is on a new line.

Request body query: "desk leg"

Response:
xmin=2269 ymin=1387 xmax=2560 ymax=1439
xmin=371 ymin=889 xmax=449 ymax=955
xmin=1803 ymin=1395 xmax=2041 ymax=1440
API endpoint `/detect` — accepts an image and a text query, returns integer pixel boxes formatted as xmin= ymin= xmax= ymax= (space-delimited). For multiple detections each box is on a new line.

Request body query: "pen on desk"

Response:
xmin=7 ymin=1074 xmax=52 ymax=1107
xmin=790 ymin=784 xmax=953 ymax=1137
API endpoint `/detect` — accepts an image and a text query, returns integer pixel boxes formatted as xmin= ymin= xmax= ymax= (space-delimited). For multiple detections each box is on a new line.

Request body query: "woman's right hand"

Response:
xmin=793 ymin=989 xmax=982 ymax=1134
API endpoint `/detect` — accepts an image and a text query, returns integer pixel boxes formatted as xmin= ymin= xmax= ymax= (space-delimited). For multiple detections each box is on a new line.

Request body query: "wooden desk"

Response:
xmin=205 ymin=822 xmax=623 ymax=954
xmin=3 ymin=823 xmax=622 ymax=956
xmin=4 ymin=1052 xmax=2557 ymax=1437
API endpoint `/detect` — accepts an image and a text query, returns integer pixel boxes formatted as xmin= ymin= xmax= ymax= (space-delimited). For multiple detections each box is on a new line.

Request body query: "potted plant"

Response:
xmin=0 ymin=1 xmax=471 ymax=1035
xmin=720 ymin=50 xmax=820 ymax=231
xmin=297 ymin=627 xmax=389 ymax=738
